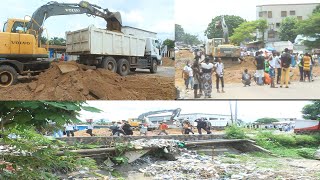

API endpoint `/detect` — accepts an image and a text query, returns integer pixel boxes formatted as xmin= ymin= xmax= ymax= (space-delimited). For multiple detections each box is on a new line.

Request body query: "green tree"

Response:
xmin=49 ymin=37 xmax=66 ymax=45
xmin=175 ymin=24 xmax=185 ymax=42
xmin=255 ymin=118 xmax=279 ymax=124
xmin=313 ymin=4 xmax=320 ymax=14
xmin=40 ymin=36 xmax=48 ymax=45
xmin=230 ymin=19 xmax=268 ymax=45
xmin=297 ymin=12 xmax=320 ymax=48
xmin=162 ymin=39 xmax=175 ymax=49
xmin=204 ymin=15 xmax=246 ymax=39
xmin=279 ymin=17 xmax=299 ymax=42
xmin=302 ymin=101 xmax=320 ymax=120
xmin=256 ymin=19 xmax=268 ymax=42
xmin=0 ymin=101 xmax=101 ymax=132
xmin=183 ymin=33 xmax=201 ymax=45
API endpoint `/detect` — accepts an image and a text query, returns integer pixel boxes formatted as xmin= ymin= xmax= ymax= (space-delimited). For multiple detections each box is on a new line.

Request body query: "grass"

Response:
xmin=253 ymin=131 xmax=319 ymax=159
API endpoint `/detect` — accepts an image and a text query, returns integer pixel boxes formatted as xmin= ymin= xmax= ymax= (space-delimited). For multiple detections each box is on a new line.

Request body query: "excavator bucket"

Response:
xmin=106 ymin=11 xmax=122 ymax=32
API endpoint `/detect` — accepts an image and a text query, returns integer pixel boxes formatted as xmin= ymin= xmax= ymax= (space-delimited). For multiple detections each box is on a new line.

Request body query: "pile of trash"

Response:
xmin=130 ymin=139 xmax=181 ymax=153
xmin=137 ymin=149 xmax=220 ymax=180
xmin=0 ymin=145 xmax=29 ymax=156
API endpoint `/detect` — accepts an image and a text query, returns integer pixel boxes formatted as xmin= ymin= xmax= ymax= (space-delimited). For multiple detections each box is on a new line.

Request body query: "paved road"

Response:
xmin=129 ymin=66 xmax=174 ymax=78
xmin=178 ymin=78 xmax=320 ymax=99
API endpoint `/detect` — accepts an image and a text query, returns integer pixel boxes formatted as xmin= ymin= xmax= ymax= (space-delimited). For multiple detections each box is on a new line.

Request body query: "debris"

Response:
xmin=314 ymin=149 xmax=320 ymax=160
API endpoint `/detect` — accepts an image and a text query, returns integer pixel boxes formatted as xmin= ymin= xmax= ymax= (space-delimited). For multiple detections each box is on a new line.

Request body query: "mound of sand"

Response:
xmin=0 ymin=62 xmax=175 ymax=100
xmin=162 ymin=57 xmax=175 ymax=67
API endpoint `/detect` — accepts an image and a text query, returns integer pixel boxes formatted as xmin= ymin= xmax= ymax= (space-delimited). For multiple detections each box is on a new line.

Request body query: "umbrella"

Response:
xmin=266 ymin=47 xmax=275 ymax=51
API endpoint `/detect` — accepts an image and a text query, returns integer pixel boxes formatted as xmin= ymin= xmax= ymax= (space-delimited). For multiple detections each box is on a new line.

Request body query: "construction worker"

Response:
xmin=158 ymin=122 xmax=169 ymax=135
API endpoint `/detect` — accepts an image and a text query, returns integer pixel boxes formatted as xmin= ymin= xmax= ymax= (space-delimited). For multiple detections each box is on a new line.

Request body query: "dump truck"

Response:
xmin=0 ymin=1 xmax=122 ymax=87
xmin=66 ymin=25 xmax=162 ymax=76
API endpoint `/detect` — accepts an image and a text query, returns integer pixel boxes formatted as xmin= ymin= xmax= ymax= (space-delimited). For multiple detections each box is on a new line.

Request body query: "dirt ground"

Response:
xmin=175 ymin=50 xmax=320 ymax=88
xmin=74 ymin=128 xmax=194 ymax=137
xmin=162 ymin=57 xmax=175 ymax=67
xmin=0 ymin=61 xmax=175 ymax=100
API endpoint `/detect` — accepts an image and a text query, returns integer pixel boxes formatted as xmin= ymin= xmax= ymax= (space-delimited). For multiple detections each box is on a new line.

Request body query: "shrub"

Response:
xmin=294 ymin=135 xmax=318 ymax=146
xmin=272 ymin=135 xmax=296 ymax=147
xmin=225 ymin=125 xmax=247 ymax=139
xmin=297 ymin=148 xmax=316 ymax=159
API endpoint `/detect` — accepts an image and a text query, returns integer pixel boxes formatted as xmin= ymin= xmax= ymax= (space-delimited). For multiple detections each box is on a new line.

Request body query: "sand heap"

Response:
xmin=162 ymin=57 xmax=175 ymax=67
xmin=0 ymin=62 xmax=175 ymax=100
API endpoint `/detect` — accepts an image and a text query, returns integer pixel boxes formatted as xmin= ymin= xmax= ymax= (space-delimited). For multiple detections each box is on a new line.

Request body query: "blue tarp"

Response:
xmin=266 ymin=47 xmax=275 ymax=51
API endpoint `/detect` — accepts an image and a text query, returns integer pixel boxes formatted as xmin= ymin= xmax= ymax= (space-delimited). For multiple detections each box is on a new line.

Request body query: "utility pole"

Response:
xmin=229 ymin=101 xmax=233 ymax=124
xmin=235 ymin=100 xmax=238 ymax=125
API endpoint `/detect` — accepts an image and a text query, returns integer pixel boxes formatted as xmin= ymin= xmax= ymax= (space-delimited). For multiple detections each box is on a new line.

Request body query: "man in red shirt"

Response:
xmin=158 ymin=122 xmax=169 ymax=135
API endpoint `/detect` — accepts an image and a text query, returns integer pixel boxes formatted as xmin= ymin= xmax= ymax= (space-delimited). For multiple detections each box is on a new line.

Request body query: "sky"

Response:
xmin=175 ymin=0 xmax=320 ymax=41
xmin=79 ymin=101 xmax=311 ymax=123
xmin=0 ymin=0 xmax=174 ymax=40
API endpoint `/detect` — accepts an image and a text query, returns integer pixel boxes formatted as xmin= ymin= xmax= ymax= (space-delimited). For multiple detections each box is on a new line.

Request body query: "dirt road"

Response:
xmin=176 ymin=50 xmax=320 ymax=99
xmin=179 ymin=77 xmax=320 ymax=99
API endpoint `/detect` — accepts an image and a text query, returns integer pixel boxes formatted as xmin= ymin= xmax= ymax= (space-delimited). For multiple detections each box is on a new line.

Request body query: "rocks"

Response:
xmin=314 ymin=149 xmax=320 ymax=160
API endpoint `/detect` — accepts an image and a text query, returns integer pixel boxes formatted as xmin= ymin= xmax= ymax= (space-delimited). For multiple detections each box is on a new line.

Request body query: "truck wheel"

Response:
xmin=130 ymin=68 xmax=136 ymax=72
xmin=117 ymin=58 xmax=130 ymax=76
xmin=102 ymin=57 xmax=117 ymax=73
xmin=150 ymin=60 xmax=158 ymax=73
xmin=0 ymin=65 xmax=18 ymax=87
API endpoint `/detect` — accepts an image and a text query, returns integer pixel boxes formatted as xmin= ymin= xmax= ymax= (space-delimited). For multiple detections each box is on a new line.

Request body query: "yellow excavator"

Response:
xmin=0 ymin=1 xmax=122 ymax=87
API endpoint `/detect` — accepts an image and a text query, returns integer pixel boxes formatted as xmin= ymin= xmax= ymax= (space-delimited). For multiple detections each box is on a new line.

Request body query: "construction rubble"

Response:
xmin=0 ymin=62 xmax=175 ymax=100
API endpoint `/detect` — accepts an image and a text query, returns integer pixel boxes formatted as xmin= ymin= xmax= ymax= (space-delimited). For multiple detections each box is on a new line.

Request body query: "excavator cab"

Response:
xmin=3 ymin=19 xmax=28 ymax=33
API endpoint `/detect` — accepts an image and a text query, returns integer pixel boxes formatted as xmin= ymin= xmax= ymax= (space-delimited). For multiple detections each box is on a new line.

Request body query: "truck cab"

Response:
xmin=145 ymin=38 xmax=162 ymax=62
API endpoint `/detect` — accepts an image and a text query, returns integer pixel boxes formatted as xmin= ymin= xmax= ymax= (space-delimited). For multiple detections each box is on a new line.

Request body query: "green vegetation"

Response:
xmin=229 ymin=19 xmax=268 ymax=45
xmin=302 ymin=100 xmax=320 ymax=120
xmin=255 ymin=118 xmax=279 ymax=124
xmin=162 ymin=39 xmax=175 ymax=49
xmin=0 ymin=128 xmax=98 ymax=179
xmin=204 ymin=15 xmax=246 ymax=39
xmin=296 ymin=12 xmax=320 ymax=48
xmin=0 ymin=101 xmax=101 ymax=132
xmin=254 ymin=131 xmax=319 ymax=158
xmin=279 ymin=17 xmax=299 ymax=43
xmin=225 ymin=125 xmax=247 ymax=139
xmin=175 ymin=24 xmax=201 ymax=45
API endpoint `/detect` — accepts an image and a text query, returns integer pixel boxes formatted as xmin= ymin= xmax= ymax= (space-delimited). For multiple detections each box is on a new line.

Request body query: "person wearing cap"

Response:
xmin=280 ymin=48 xmax=291 ymax=88
xmin=201 ymin=57 xmax=214 ymax=98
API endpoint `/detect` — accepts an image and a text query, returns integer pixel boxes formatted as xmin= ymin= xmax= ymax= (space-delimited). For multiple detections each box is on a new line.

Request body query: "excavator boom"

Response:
xmin=26 ymin=1 xmax=122 ymax=38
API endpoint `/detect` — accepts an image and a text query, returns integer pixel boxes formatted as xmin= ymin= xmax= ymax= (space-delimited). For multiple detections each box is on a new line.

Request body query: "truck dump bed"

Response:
xmin=66 ymin=25 xmax=146 ymax=57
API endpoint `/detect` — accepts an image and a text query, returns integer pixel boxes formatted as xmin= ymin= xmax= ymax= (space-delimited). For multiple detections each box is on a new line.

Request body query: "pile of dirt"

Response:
xmin=162 ymin=57 xmax=175 ymax=67
xmin=175 ymin=50 xmax=194 ymax=60
xmin=0 ymin=62 xmax=175 ymax=100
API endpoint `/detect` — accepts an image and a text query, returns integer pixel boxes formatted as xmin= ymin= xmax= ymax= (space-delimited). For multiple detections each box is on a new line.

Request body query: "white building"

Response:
xmin=256 ymin=3 xmax=319 ymax=42
xmin=148 ymin=113 xmax=232 ymax=128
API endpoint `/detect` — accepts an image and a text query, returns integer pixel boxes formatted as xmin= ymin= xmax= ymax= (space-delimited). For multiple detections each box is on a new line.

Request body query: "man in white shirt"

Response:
xmin=215 ymin=58 xmax=225 ymax=93
xmin=182 ymin=62 xmax=192 ymax=90
xmin=274 ymin=52 xmax=281 ymax=84
xmin=269 ymin=53 xmax=277 ymax=88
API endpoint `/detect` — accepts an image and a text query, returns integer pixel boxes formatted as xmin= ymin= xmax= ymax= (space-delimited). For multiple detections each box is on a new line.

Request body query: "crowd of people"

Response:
xmin=182 ymin=50 xmax=225 ymax=99
xmin=242 ymin=48 xmax=318 ymax=88
xmin=182 ymin=48 xmax=319 ymax=99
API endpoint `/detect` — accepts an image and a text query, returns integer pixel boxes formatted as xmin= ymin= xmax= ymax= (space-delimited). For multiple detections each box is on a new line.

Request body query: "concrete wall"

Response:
xmin=58 ymin=134 xmax=225 ymax=146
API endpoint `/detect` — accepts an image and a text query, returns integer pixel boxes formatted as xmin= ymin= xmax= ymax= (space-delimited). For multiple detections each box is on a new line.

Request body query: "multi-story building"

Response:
xmin=256 ymin=3 xmax=319 ymax=42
